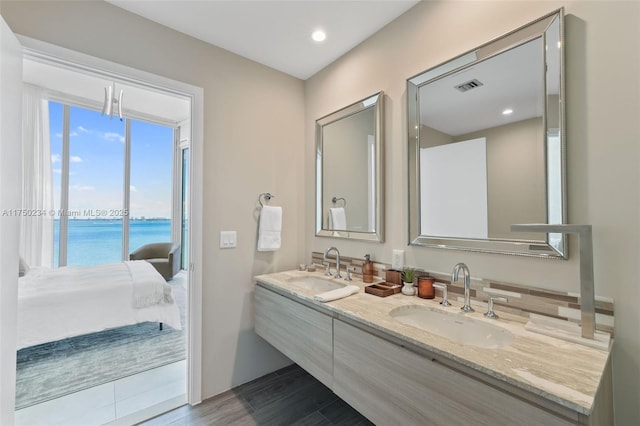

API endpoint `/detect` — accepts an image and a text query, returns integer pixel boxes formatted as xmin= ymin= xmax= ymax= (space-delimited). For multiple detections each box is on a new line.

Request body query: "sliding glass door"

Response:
xmin=51 ymin=101 xmax=175 ymax=267
xmin=129 ymin=120 xmax=173 ymax=253
xmin=68 ymin=106 xmax=125 ymax=266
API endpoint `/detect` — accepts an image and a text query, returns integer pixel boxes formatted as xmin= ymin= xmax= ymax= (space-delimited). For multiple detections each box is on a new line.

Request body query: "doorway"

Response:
xmin=12 ymin=36 xmax=203 ymax=424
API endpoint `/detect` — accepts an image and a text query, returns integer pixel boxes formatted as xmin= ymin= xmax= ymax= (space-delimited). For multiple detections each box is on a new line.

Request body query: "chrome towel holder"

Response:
xmin=259 ymin=192 xmax=274 ymax=207
xmin=332 ymin=196 xmax=346 ymax=207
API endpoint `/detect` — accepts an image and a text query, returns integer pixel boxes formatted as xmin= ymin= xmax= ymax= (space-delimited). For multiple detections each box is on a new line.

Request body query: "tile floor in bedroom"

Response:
xmin=14 ymin=360 xmax=186 ymax=426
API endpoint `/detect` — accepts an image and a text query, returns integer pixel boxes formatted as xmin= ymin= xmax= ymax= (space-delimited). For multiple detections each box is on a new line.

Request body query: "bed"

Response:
xmin=17 ymin=260 xmax=182 ymax=350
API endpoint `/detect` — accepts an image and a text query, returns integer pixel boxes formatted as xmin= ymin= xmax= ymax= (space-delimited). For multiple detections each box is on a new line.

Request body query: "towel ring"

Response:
xmin=332 ymin=197 xmax=346 ymax=207
xmin=259 ymin=192 xmax=274 ymax=207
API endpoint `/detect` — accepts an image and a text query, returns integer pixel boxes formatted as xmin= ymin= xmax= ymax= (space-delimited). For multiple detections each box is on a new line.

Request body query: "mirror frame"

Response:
xmin=315 ymin=92 xmax=384 ymax=242
xmin=407 ymin=9 xmax=566 ymax=258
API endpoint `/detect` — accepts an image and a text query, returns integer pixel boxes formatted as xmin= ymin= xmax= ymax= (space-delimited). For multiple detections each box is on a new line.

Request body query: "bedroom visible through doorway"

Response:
xmin=15 ymin=55 xmax=193 ymax=424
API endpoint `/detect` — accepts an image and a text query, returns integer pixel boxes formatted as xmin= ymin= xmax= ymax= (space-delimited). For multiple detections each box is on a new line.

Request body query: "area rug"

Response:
xmin=15 ymin=275 xmax=187 ymax=410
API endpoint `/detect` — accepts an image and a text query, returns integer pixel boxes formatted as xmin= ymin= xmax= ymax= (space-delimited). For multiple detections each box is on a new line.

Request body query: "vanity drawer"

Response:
xmin=333 ymin=320 xmax=575 ymax=426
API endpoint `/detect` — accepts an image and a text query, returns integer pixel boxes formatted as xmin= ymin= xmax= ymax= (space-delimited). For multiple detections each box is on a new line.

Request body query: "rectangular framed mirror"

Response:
xmin=316 ymin=92 xmax=384 ymax=242
xmin=408 ymin=9 xmax=566 ymax=258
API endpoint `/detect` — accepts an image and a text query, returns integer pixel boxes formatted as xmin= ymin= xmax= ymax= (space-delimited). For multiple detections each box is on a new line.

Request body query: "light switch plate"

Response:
xmin=220 ymin=231 xmax=237 ymax=249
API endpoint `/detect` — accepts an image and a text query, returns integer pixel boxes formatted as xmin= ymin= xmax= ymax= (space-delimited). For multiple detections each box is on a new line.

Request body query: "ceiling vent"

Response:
xmin=455 ymin=79 xmax=484 ymax=92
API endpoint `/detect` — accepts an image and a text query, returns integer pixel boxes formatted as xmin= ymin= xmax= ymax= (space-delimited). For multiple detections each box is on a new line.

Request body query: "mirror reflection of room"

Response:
xmin=316 ymin=91 xmax=383 ymax=242
xmin=418 ymin=37 xmax=546 ymax=240
xmin=408 ymin=11 xmax=565 ymax=256
xmin=323 ymin=107 xmax=375 ymax=232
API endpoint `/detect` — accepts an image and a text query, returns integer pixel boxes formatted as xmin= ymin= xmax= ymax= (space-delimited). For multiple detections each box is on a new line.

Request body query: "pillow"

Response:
xmin=19 ymin=256 xmax=29 ymax=277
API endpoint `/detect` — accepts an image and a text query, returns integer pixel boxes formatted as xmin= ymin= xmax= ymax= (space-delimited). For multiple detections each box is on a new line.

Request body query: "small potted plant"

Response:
xmin=401 ymin=267 xmax=416 ymax=296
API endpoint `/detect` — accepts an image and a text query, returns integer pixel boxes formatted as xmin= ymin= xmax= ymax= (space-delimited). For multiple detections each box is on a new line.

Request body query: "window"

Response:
xmin=129 ymin=120 xmax=173 ymax=253
xmin=50 ymin=101 xmax=175 ymax=267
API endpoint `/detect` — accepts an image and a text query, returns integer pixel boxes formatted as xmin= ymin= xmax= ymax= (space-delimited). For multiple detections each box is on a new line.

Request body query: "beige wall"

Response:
xmin=419 ymin=124 xmax=452 ymax=148
xmin=0 ymin=0 xmax=304 ymax=400
xmin=2 ymin=0 xmax=639 ymax=423
xmin=305 ymin=1 xmax=639 ymax=423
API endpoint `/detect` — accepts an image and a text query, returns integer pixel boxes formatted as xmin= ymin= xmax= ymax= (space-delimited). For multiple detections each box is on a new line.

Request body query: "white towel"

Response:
xmin=258 ymin=205 xmax=282 ymax=251
xmin=314 ymin=285 xmax=359 ymax=303
xmin=329 ymin=207 xmax=347 ymax=230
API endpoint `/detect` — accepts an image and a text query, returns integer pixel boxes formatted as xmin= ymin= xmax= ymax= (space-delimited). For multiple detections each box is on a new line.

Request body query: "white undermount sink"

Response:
xmin=286 ymin=276 xmax=346 ymax=293
xmin=390 ymin=305 xmax=514 ymax=349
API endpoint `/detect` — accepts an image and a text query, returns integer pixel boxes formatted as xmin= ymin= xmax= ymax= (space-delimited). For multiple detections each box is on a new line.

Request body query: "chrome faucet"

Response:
xmin=323 ymin=246 xmax=342 ymax=279
xmin=511 ymin=224 xmax=596 ymax=339
xmin=452 ymin=263 xmax=473 ymax=312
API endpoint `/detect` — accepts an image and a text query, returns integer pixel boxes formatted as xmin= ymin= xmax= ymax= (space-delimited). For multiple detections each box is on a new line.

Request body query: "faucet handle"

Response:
xmin=344 ymin=264 xmax=355 ymax=281
xmin=484 ymin=295 xmax=508 ymax=319
xmin=432 ymin=282 xmax=451 ymax=306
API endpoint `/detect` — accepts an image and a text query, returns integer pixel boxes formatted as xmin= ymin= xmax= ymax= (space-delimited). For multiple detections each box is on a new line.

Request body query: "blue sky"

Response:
xmin=49 ymin=102 xmax=173 ymax=219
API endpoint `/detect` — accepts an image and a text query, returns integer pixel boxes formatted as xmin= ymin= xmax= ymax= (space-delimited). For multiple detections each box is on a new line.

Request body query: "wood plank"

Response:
xmin=318 ymin=398 xmax=374 ymax=425
xmin=248 ymin=378 xmax=336 ymax=426
xmin=289 ymin=411 xmax=332 ymax=426
xmin=239 ymin=368 xmax=323 ymax=411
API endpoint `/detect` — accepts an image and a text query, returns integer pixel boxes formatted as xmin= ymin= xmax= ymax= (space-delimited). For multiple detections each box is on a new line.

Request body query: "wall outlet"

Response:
xmin=392 ymin=249 xmax=405 ymax=270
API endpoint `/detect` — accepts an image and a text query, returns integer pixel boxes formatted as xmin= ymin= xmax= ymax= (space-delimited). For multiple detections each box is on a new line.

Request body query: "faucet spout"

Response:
xmin=323 ymin=246 xmax=342 ymax=279
xmin=511 ymin=224 xmax=595 ymax=339
xmin=452 ymin=263 xmax=474 ymax=312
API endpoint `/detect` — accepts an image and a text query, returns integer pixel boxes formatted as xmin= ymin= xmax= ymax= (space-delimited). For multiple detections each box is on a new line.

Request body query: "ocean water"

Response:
xmin=53 ymin=219 xmax=171 ymax=267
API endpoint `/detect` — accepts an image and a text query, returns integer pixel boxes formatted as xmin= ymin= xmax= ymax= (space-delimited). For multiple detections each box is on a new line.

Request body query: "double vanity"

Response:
xmin=254 ymin=270 xmax=613 ymax=425
xmin=277 ymin=7 xmax=613 ymax=425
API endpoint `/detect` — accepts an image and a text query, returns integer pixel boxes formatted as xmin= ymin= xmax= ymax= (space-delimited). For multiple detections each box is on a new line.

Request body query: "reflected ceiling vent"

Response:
xmin=455 ymin=79 xmax=484 ymax=92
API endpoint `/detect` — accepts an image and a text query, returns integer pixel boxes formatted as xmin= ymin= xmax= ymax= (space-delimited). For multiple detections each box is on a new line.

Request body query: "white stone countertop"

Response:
xmin=255 ymin=269 xmax=612 ymax=416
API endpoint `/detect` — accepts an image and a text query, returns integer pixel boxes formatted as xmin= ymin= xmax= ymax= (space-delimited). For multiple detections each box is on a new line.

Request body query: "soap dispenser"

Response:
xmin=362 ymin=254 xmax=374 ymax=283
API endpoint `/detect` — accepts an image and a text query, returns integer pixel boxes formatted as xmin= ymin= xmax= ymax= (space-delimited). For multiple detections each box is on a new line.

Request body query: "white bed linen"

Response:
xmin=17 ymin=260 xmax=182 ymax=350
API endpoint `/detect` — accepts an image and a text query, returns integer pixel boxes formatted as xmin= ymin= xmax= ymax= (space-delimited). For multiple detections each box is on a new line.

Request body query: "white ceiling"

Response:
xmin=105 ymin=0 xmax=419 ymax=80
xmin=23 ymin=1 xmax=419 ymax=123
xmin=420 ymin=38 xmax=545 ymax=136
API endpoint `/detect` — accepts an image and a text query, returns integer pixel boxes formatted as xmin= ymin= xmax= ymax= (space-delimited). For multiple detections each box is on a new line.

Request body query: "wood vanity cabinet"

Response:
xmin=332 ymin=320 xmax=576 ymax=426
xmin=254 ymin=282 xmax=611 ymax=425
xmin=254 ymin=285 xmax=333 ymax=388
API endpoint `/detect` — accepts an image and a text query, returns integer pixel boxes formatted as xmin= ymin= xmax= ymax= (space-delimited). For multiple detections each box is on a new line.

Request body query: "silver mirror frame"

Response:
xmin=316 ymin=92 xmax=384 ymax=242
xmin=407 ymin=9 xmax=566 ymax=258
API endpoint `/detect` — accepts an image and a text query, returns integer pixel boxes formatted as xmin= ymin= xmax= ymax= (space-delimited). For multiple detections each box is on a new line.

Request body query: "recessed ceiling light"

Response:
xmin=502 ymin=108 xmax=513 ymax=115
xmin=312 ymin=30 xmax=326 ymax=42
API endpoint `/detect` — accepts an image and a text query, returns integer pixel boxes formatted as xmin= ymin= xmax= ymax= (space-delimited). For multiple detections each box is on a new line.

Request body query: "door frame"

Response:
xmin=0 ymin=15 xmax=24 ymax=426
xmin=18 ymin=34 xmax=204 ymax=406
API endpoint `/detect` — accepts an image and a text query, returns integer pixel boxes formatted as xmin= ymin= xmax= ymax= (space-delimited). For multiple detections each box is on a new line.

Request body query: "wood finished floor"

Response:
xmin=139 ymin=364 xmax=373 ymax=426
